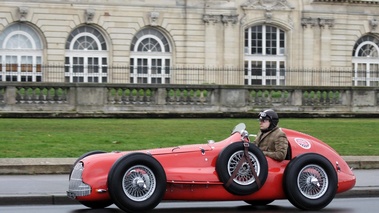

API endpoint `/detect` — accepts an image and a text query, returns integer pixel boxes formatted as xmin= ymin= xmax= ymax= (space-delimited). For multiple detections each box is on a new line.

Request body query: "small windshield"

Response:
xmin=231 ymin=123 xmax=246 ymax=135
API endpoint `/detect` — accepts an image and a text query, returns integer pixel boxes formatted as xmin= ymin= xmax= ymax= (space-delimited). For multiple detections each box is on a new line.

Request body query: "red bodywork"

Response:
xmin=75 ymin=126 xmax=355 ymax=203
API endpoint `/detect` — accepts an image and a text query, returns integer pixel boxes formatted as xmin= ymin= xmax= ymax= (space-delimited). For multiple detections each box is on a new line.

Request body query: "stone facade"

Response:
xmin=0 ymin=0 xmax=378 ymax=85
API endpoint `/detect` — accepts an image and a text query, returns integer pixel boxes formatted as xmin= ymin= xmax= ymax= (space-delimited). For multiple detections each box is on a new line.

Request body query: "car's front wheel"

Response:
xmin=283 ymin=153 xmax=337 ymax=210
xmin=79 ymin=200 xmax=114 ymax=209
xmin=108 ymin=153 xmax=166 ymax=212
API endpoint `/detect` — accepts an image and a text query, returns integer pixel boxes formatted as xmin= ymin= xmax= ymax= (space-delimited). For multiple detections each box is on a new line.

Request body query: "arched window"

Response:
xmin=65 ymin=26 xmax=108 ymax=83
xmin=0 ymin=23 xmax=43 ymax=82
xmin=244 ymin=25 xmax=286 ymax=85
xmin=352 ymin=35 xmax=379 ymax=86
xmin=130 ymin=28 xmax=171 ymax=84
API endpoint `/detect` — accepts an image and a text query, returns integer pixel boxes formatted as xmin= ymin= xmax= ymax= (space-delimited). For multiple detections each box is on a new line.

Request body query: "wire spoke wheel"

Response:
xmin=122 ymin=165 xmax=156 ymax=201
xmin=216 ymin=142 xmax=268 ymax=195
xmin=297 ymin=164 xmax=328 ymax=199
xmin=108 ymin=153 xmax=166 ymax=212
xmin=283 ymin=153 xmax=337 ymax=210
xmin=227 ymin=150 xmax=260 ymax=185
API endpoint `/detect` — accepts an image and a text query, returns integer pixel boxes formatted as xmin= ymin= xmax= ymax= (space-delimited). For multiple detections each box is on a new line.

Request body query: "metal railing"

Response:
xmin=1 ymin=65 xmax=377 ymax=87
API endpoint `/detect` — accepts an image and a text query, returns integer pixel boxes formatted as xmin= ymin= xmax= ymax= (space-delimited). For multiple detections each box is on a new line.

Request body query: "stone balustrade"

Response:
xmin=0 ymin=82 xmax=377 ymax=117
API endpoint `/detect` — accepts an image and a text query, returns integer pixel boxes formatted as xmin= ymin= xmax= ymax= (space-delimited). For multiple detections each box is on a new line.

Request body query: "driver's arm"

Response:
xmin=263 ymin=134 xmax=288 ymax=161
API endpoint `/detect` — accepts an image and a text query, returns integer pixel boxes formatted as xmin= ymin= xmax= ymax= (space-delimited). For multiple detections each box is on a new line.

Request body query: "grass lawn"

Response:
xmin=0 ymin=118 xmax=377 ymax=158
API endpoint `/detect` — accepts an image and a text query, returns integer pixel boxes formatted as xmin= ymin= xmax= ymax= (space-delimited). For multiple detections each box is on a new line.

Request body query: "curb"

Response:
xmin=0 ymin=158 xmax=75 ymax=175
xmin=342 ymin=156 xmax=379 ymax=170
xmin=336 ymin=187 xmax=379 ymax=199
xmin=0 ymin=195 xmax=77 ymax=206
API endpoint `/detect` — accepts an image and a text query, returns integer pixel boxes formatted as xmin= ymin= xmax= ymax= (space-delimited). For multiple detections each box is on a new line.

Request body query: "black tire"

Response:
xmin=216 ymin=142 xmax=268 ymax=195
xmin=283 ymin=153 xmax=338 ymax=210
xmin=69 ymin=150 xmax=113 ymax=209
xmin=244 ymin=200 xmax=274 ymax=206
xmin=79 ymin=200 xmax=114 ymax=209
xmin=108 ymin=153 xmax=167 ymax=212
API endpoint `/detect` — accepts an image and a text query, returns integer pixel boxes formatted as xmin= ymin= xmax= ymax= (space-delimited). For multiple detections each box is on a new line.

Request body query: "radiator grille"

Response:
xmin=68 ymin=162 xmax=91 ymax=197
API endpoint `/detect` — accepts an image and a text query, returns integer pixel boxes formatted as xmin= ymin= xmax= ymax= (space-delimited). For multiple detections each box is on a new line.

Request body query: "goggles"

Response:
xmin=258 ymin=111 xmax=271 ymax=121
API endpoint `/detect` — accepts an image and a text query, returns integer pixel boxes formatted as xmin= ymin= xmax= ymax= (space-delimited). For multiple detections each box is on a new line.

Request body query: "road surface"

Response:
xmin=0 ymin=198 xmax=378 ymax=213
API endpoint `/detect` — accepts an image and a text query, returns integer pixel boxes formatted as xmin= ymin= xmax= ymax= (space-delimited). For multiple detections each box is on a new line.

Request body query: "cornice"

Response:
xmin=313 ymin=0 xmax=379 ymax=4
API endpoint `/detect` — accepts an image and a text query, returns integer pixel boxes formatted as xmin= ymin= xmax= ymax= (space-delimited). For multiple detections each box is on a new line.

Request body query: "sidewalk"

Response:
xmin=0 ymin=157 xmax=378 ymax=206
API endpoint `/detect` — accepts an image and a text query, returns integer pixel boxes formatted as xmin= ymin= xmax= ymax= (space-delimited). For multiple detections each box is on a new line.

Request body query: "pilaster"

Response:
xmin=301 ymin=17 xmax=334 ymax=69
xmin=301 ymin=17 xmax=316 ymax=69
xmin=203 ymin=14 xmax=220 ymax=67
xmin=320 ymin=19 xmax=334 ymax=69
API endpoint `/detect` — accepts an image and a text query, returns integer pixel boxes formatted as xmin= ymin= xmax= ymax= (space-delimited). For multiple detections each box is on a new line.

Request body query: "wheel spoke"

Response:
xmin=122 ymin=166 xmax=156 ymax=201
xmin=227 ymin=150 xmax=260 ymax=185
xmin=297 ymin=164 xmax=328 ymax=199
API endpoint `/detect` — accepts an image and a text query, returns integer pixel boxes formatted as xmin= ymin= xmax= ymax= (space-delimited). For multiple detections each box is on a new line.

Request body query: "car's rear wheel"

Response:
xmin=244 ymin=200 xmax=274 ymax=206
xmin=283 ymin=153 xmax=337 ymax=210
xmin=108 ymin=153 xmax=166 ymax=212
xmin=216 ymin=142 xmax=268 ymax=195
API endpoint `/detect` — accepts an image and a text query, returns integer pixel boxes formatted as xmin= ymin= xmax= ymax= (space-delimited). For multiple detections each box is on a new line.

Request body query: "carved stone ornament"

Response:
xmin=241 ymin=0 xmax=294 ymax=10
xmin=221 ymin=14 xmax=239 ymax=25
xmin=301 ymin=17 xmax=334 ymax=28
xmin=322 ymin=19 xmax=334 ymax=28
xmin=370 ymin=18 xmax=378 ymax=31
xmin=149 ymin=11 xmax=160 ymax=26
xmin=301 ymin=17 xmax=317 ymax=28
xmin=203 ymin=14 xmax=221 ymax=24
xmin=85 ymin=9 xmax=95 ymax=23
xmin=265 ymin=11 xmax=273 ymax=23
xmin=19 ymin=6 xmax=29 ymax=22
xmin=203 ymin=14 xmax=238 ymax=25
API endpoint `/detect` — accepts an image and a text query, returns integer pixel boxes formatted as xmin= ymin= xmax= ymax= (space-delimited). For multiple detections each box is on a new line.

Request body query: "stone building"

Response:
xmin=0 ymin=0 xmax=378 ymax=86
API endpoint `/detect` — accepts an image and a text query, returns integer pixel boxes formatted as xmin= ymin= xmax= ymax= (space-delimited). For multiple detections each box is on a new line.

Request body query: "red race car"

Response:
xmin=67 ymin=123 xmax=356 ymax=212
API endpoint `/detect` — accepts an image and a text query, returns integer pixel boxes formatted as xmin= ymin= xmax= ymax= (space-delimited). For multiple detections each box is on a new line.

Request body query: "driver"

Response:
xmin=253 ymin=109 xmax=289 ymax=161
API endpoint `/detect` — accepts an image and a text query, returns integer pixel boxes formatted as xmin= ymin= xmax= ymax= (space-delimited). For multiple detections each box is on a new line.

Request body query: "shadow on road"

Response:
xmin=70 ymin=204 xmax=353 ymax=213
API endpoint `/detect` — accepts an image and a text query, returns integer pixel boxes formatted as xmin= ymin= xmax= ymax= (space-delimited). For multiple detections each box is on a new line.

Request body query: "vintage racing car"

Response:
xmin=67 ymin=123 xmax=356 ymax=212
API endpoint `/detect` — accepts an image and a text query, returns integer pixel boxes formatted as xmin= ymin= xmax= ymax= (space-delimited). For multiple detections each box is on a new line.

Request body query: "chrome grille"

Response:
xmin=68 ymin=162 xmax=91 ymax=197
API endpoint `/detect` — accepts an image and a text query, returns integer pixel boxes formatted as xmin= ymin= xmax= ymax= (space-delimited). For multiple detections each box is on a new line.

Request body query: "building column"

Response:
xmin=203 ymin=14 xmax=220 ymax=67
xmin=203 ymin=14 xmax=221 ymax=84
xmin=222 ymin=15 xmax=239 ymax=66
xmin=320 ymin=19 xmax=334 ymax=69
xmin=301 ymin=17 xmax=317 ymax=69
xmin=222 ymin=14 xmax=239 ymax=84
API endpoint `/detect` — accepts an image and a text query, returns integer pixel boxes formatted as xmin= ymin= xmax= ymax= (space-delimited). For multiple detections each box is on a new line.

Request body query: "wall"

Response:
xmin=0 ymin=82 xmax=378 ymax=118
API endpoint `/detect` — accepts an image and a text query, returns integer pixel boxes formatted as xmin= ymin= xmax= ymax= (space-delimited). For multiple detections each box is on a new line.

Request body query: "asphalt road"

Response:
xmin=0 ymin=169 xmax=378 ymax=207
xmin=1 ymin=198 xmax=378 ymax=213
